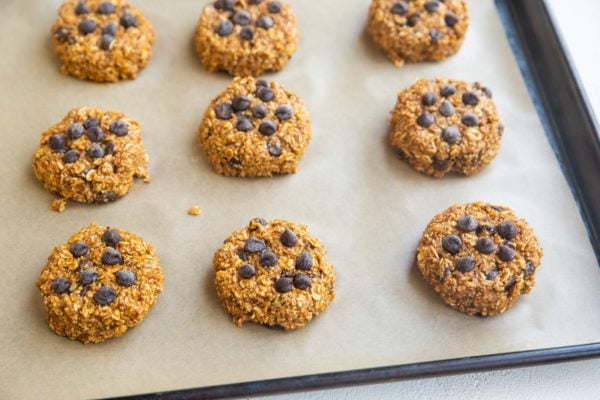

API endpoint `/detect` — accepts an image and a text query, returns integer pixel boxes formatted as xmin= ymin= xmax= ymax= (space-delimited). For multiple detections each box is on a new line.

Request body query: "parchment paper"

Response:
xmin=1 ymin=0 xmax=599 ymax=398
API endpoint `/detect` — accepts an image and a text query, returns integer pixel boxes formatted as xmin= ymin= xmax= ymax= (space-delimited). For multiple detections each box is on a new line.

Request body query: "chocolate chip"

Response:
xmin=497 ymin=221 xmax=518 ymax=240
xmin=251 ymin=218 xmax=269 ymax=226
xmin=80 ymin=268 xmax=97 ymax=285
xmin=97 ymin=2 xmax=115 ymax=14
xmin=280 ymin=229 xmax=298 ymax=247
xmin=293 ymin=274 xmax=311 ymax=290
xmin=295 ymin=251 xmax=313 ymax=270
xmin=102 ymin=22 xmax=118 ymax=36
xmin=429 ymin=29 xmax=443 ymax=43
xmin=239 ymin=264 xmax=256 ymax=279
xmin=422 ymin=92 xmax=437 ymax=106
xmin=78 ymin=19 xmax=96 ymax=35
xmin=94 ymin=286 xmax=116 ymax=305
xmin=237 ymin=248 xmax=249 ymax=261
xmin=236 ymin=116 xmax=253 ymax=132
xmin=457 ymin=215 xmax=478 ymax=232
xmin=67 ymin=123 xmax=84 ymax=139
xmin=120 ymin=13 xmax=137 ymax=28
xmin=49 ymin=134 xmax=67 ymax=152
xmin=252 ymin=104 xmax=267 ymax=118
xmin=260 ymin=251 xmax=278 ymax=267
xmin=100 ymin=34 xmax=114 ymax=50
xmin=485 ymin=269 xmax=498 ymax=280
xmin=51 ymin=277 xmax=71 ymax=294
xmin=70 ymin=241 xmax=90 ymax=257
xmin=462 ymin=91 xmax=479 ymax=106
xmin=442 ymin=234 xmax=462 ymax=255
xmin=215 ymin=103 xmax=233 ymax=120
xmin=214 ymin=0 xmax=235 ymax=10
xmin=83 ymin=118 xmax=99 ymax=129
xmin=391 ymin=1 xmax=409 ymax=15
xmin=55 ymin=27 xmax=70 ymax=42
xmin=461 ymin=111 xmax=479 ymax=127
xmin=232 ymin=95 xmax=250 ymax=111
xmin=258 ymin=120 xmax=277 ymax=136
xmin=476 ymin=237 xmax=497 ymax=254
xmin=268 ymin=1 xmax=282 ymax=13
xmin=249 ymin=0 xmax=263 ymax=4
xmin=498 ymin=244 xmax=516 ymax=262
xmin=275 ymin=277 xmax=293 ymax=293
xmin=505 ymin=277 xmax=517 ymax=292
xmin=109 ymin=120 xmax=128 ymax=136
xmin=245 ymin=237 xmax=266 ymax=253
xmin=407 ymin=13 xmax=420 ymax=27
xmin=215 ymin=20 xmax=233 ymax=36
xmin=445 ymin=12 xmax=459 ymax=27
xmin=101 ymin=248 xmax=123 ymax=265
xmin=425 ymin=1 xmax=440 ymax=12
xmin=416 ymin=112 xmax=435 ymax=127
xmin=115 ymin=270 xmax=136 ymax=287
xmin=75 ymin=1 xmax=90 ymax=15
xmin=482 ymin=87 xmax=493 ymax=98
xmin=256 ymin=79 xmax=269 ymax=88
xmin=275 ymin=105 xmax=294 ymax=121
xmin=267 ymin=143 xmax=282 ymax=157
xmin=63 ymin=149 xmax=80 ymax=164
xmin=233 ymin=10 xmax=252 ymax=25
xmin=240 ymin=27 xmax=254 ymax=40
xmin=256 ymin=15 xmax=274 ymax=29
xmin=524 ymin=262 xmax=535 ymax=276
xmin=442 ymin=126 xmax=461 ymax=144
xmin=456 ymin=256 xmax=475 ymax=273
xmin=439 ymin=100 xmax=455 ymax=117
xmin=440 ymin=84 xmax=456 ymax=97
xmin=104 ymin=141 xmax=115 ymax=155
xmin=257 ymin=86 xmax=274 ymax=102
xmin=95 ymin=191 xmax=118 ymax=203
xmin=87 ymin=143 xmax=105 ymax=158
xmin=102 ymin=229 xmax=120 ymax=247
xmin=87 ymin=126 xmax=105 ymax=142
xmin=228 ymin=158 xmax=242 ymax=168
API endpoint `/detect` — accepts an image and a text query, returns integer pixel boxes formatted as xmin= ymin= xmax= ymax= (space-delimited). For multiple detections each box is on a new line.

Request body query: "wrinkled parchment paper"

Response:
xmin=1 ymin=0 xmax=599 ymax=398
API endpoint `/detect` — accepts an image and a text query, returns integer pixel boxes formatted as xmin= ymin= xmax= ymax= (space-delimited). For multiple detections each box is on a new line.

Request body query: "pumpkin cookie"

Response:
xmin=51 ymin=0 xmax=155 ymax=82
xmin=390 ymin=78 xmax=503 ymax=177
xmin=36 ymin=223 xmax=164 ymax=343
xmin=195 ymin=0 xmax=299 ymax=76
xmin=199 ymin=77 xmax=311 ymax=177
xmin=367 ymin=0 xmax=469 ymax=67
xmin=213 ymin=218 xmax=335 ymax=330
xmin=417 ymin=202 xmax=543 ymax=316
xmin=33 ymin=107 xmax=149 ymax=208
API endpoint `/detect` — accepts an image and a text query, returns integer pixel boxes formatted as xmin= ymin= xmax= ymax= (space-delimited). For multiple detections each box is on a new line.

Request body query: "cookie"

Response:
xmin=367 ymin=0 xmax=469 ymax=67
xmin=199 ymin=77 xmax=311 ymax=177
xmin=213 ymin=218 xmax=335 ymax=330
xmin=390 ymin=78 xmax=503 ymax=177
xmin=33 ymin=107 xmax=150 ymax=207
xmin=36 ymin=223 xmax=164 ymax=343
xmin=417 ymin=202 xmax=543 ymax=316
xmin=51 ymin=0 xmax=155 ymax=82
xmin=194 ymin=0 xmax=299 ymax=76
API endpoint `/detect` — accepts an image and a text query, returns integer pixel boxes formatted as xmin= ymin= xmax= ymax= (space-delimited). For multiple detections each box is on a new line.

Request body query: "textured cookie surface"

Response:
xmin=33 ymin=107 xmax=149 ymax=206
xmin=199 ymin=77 xmax=311 ymax=177
xmin=195 ymin=0 xmax=298 ymax=76
xmin=213 ymin=219 xmax=335 ymax=330
xmin=417 ymin=202 xmax=543 ymax=316
xmin=367 ymin=0 xmax=469 ymax=67
xmin=36 ymin=223 xmax=164 ymax=343
xmin=390 ymin=78 xmax=503 ymax=177
xmin=51 ymin=0 xmax=155 ymax=82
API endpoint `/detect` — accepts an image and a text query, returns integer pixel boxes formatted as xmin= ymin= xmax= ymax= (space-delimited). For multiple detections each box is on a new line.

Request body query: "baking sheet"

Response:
xmin=1 ymin=0 xmax=599 ymax=398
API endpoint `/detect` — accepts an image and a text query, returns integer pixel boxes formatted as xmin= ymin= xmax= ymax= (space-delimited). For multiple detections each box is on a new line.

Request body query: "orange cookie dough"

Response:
xmin=33 ymin=107 xmax=149 ymax=208
xmin=213 ymin=218 xmax=335 ymax=330
xmin=390 ymin=78 xmax=503 ymax=177
xmin=199 ymin=77 xmax=311 ymax=177
xmin=195 ymin=0 xmax=298 ymax=76
xmin=367 ymin=0 xmax=469 ymax=67
xmin=417 ymin=202 xmax=543 ymax=316
xmin=36 ymin=223 xmax=164 ymax=343
xmin=51 ymin=0 xmax=155 ymax=82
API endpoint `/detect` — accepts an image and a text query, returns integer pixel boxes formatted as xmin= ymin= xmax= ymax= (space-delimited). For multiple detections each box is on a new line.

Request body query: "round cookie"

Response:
xmin=195 ymin=0 xmax=299 ymax=76
xmin=51 ymin=0 xmax=155 ymax=82
xmin=213 ymin=218 xmax=335 ymax=330
xmin=199 ymin=77 xmax=311 ymax=177
xmin=367 ymin=0 xmax=469 ymax=67
xmin=33 ymin=107 xmax=149 ymax=207
xmin=417 ymin=202 xmax=543 ymax=316
xmin=390 ymin=78 xmax=503 ymax=177
xmin=36 ymin=223 xmax=164 ymax=343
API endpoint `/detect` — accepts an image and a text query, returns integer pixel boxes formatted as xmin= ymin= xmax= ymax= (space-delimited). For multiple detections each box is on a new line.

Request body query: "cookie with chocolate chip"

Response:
xmin=213 ymin=219 xmax=335 ymax=330
xmin=367 ymin=0 xmax=469 ymax=67
xmin=199 ymin=77 xmax=311 ymax=177
xmin=51 ymin=0 xmax=155 ymax=82
xmin=194 ymin=0 xmax=298 ymax=76
xmin=33 ymin=107 xmax=149 ymax=209
xmin=417 ymin=202 xmax=543 ymax=316
xmin=390 ymin=78 xmax=503 ymax=177
xmin=36 ymin=223 xmax=164 ymax=343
